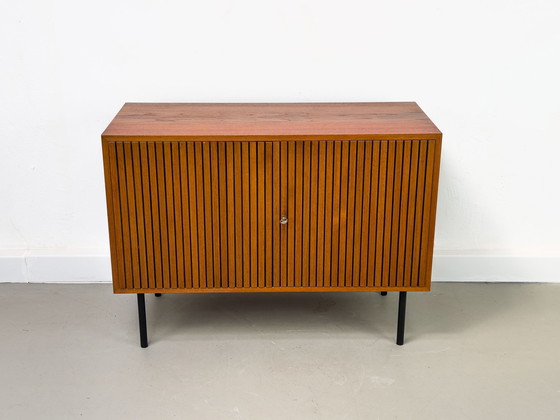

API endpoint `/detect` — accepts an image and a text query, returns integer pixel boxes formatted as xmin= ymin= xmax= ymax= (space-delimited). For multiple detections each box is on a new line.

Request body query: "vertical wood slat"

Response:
xmin=337 ymin=142 xmax=350 ymax=287
xmin=179 ymin=143 xmax=193 ymax=289
xmin=257 ymin=143 xmax=266 ymax=288
xmin=404 ymin=141 xmax=419 ymax=288
xmin=389 ymin=141 xmax=403 ymax=287
xmin=423 ymin=139 xmax=442 ymax=287
xmin=202 ymin=144 xmax=214 ymax=288
xmin=130 ymin=144 xmax=147 ymax=289
xmin=344 ymin=142 xmax=357 ymax=287
xmin=186 ymin=143 xmax=200 ymax=288
xmin=359 ymin=141 xmax=373 ymax=287
xmin=419 ymin=141 xmax=436 ymax=287
xmin=171 ymin=142 xmax=184 ymax=289
xmin=366 ymin=142 xmax=380 ymax=287
xmin=381 ymin=141 xmax=395 ymax=288
xmin=210 ymin=143 xmax=221 ymax=288
xmin=301 ymin=142 xmax=311 ymax=288
xmin=322 ymin=142 xmax=334 ymax=288
xmin=329 ymin=142 xmax=342 ymax=288
xmin=308 ymin=142 xmax=319 ymax=287
xmin=242 ymin=143 xmax=251 ymax=288
xmin=293 ymin=142 xmax=304 ymax=287
xmin=374 ymin=141 xmax=388 ymax=288
xmin=116 ymin=143 xmax=133 ymax=289
xmin=218 ymin=143 xmax=229 ymax=289
xmin=105 ymin=139 xmax=438 ymax=292
xmin=234 ymin=143 xmax=244 ymax=288
xmin=138 ymin=144 xmax=155 ymax=290
xmin=163 ymin=143 xmax=177 ymax=290
xmin=287 ymin=142 xmax=295 ymax=287
xmin=352 ymin=142 xmax=365 ymax=287
xmin=107 ymin=144 xmax=126 ymax=290
xmin=249 ymin=143 xmax=258 ymax=288
xmin=226 ymin=143 xmax=236 ymax=288
xmin=194 ymin=143 xmax=206 ymax=288
xmin=315 ymin=141 xmax=327 ymax=288
xmin=147 ymin=143 xmax=162 ymax=289
xmin=265 ymin=142 xmax=274 ymax=288
xmin=123 ymin=143 xmax=141 ymax=290
xmin=412 ymin=141 xmax=428 ymax=287
xmin=397 ymin=142 xmax=412 ymax=288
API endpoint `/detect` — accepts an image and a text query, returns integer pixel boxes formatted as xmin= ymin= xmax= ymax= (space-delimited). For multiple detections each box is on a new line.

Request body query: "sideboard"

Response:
xmin=101 ymin=102 xmax=442 ymax=347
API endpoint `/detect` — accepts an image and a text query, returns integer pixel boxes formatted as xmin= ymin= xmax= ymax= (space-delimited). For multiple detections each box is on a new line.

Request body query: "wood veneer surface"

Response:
xmin=102 ymin=102 xmax=441 ymax=140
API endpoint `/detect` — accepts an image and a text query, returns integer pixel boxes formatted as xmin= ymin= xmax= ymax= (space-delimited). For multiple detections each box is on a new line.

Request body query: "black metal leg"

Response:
xmin=155 ymin=293 xmax=162 ymax=297
xmin=396 ymin=292 xmax=407 ymax=345
xmin=137 ymin=294 xmax=148 ymax=348
xmin=380 ymin=291 xmax=387 ymax=296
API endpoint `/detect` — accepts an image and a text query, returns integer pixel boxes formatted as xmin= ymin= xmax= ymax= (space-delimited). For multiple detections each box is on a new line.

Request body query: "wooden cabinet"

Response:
xmin=102 ymin=102 xmax=442 ymax=346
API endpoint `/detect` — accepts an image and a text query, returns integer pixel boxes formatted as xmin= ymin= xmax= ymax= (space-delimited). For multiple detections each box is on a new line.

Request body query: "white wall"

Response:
xmin=1 ymin=0 xmax=559 ymax=282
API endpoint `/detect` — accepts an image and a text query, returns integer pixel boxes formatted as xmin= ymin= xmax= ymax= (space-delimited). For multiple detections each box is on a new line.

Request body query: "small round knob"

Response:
xmin=280 ymin=216 xmax=288 ymax=225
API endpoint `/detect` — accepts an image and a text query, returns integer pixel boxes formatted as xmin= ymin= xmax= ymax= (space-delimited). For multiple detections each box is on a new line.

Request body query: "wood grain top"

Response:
xmin=102 ymin=102 xmax=441 ymax=140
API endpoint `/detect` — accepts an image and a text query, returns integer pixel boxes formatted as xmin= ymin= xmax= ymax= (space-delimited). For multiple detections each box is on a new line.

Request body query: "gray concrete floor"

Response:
xmin=0 ymin=283 xmax=559 ymax=419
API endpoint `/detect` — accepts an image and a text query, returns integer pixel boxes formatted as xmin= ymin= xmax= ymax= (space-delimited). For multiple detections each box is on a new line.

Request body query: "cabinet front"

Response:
xmin=104 ymin=139 xmax=439 ymax=293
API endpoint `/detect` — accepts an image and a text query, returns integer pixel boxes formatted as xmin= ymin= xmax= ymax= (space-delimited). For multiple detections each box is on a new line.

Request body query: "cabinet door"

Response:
xmin=106 ymin=141 xmax=279 ymax=291
xmin=281 ymin=139 xmax=439 ymax=290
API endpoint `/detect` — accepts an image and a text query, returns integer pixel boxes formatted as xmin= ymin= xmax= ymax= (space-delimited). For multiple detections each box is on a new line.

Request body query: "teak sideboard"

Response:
xmin=101 ymin=102 xmax=442 ymax=347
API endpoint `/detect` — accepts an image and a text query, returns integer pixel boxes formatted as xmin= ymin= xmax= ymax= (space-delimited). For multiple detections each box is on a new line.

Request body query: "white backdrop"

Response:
xmin=1 ymin=0 xmax=559 ymax=282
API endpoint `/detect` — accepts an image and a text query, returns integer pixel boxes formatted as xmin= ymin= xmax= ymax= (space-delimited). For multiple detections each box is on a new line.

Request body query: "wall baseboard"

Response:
xmin=0 ymin=251 xmax=559 ymax=284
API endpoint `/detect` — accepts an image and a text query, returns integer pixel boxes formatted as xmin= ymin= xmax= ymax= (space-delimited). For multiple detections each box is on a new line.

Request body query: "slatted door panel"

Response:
xmin=282 ymin=139 xmax=438 ymax=289
xmin=106 ymin=141 xmax=278 ymax=291
xmin=105 ymin=139 xmax=438 ymax=292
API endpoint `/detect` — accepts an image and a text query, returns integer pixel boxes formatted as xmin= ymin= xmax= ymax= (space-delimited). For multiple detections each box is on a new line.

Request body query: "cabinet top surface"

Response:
xmin=102 ymin=102 xmax=441 ymax=140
